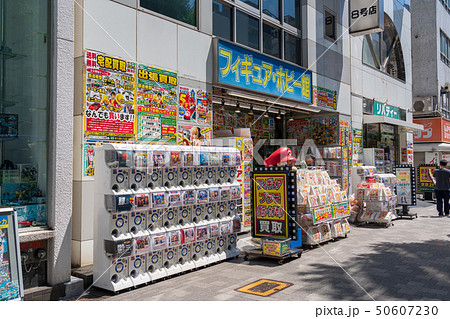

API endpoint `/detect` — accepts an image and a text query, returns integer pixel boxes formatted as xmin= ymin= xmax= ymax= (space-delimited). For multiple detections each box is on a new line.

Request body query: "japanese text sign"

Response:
xmin=217 ymin=40 xmax=312 ymax=104
xmin=252 ymin=173 xmax=288 ymax=238
xmin=418 ymin=165 xmax=437 ymax=192
xmin=84 ymin=50 xmax=136 ymax=139
xmin=413 ymin=118 xmax=441 ymax=142
xmin=349 ymin=0 xmax=384 ymax=36
xmin=374 ymin=101 xmax=399 ymax=119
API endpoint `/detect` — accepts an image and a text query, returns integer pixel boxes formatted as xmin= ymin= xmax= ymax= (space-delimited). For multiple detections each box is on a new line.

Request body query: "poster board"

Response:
xmin=394 ymin=165 xmax=417 ymax=206
xmin=417 ymin=164 xmax=438 ymax=192
xmin=251 ymin=167 xmax=298 ymax=240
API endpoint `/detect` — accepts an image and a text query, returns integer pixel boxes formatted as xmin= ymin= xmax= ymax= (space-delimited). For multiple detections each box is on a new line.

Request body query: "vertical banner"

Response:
xmin=84 ymin=50 xmax=136 ymax=139
xmin=136 ymin=64 xmax=178 ymax=143
xmin=252 ymin=172 xmax=288 ymax=238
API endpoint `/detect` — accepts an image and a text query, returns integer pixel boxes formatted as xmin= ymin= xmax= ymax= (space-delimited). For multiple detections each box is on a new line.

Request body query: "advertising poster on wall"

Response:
xmin=287 ymin=119 xmax=310 ymax=144
xmin=136 ymin=64 xmax=178 ymax=143
xmin=178 ymin=87 xmax=197 ymax=123
xmin=311 ymin=116 xmax=339 ymax=145
xmin=84 ymin=50 xmax=136 ymax=139
xmin=177 ymin=125 xmax=212 ymax=146
xmin=313 ymin=86 xmax=337 ymax=110
xmin=196 ymin=89 xmax=212 ymax=125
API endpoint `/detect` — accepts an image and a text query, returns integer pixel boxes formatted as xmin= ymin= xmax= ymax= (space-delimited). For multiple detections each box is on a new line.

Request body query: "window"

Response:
xmin=213 ymin=1 xmax=233 ymax=41
xmin=399 ymin=109 xmax=406 ymax=121
xmin=284 ymin=32 xmax=301 ymax=65
xmin=324 ymin=9 xmax=336 ymax=41
xmin=263 ymin=24 xmax=281 ymax=58
xmin=263 ymin=0 xmax=280 ymax=20
xmin=284 ymin=0 xmax=300 ymax=29
xmin=0 ymin=0 xmax=50 ymax=228
xmin=441 ymin=30 xmax=450 ymax=67
xmin=440 ymin=0 xmax=450 ymax=13
xmin=140 ymin=0 xmax=197 ymax=26
xmin=362 ymin=14 xmax=406 ymax=81
xmin=212 ymin=1 xmax=303 ymax=66
xmin=236 ymin=10 xmax=260 ymax=50
xmin=241 ymin=0 xmax=259 ymax=9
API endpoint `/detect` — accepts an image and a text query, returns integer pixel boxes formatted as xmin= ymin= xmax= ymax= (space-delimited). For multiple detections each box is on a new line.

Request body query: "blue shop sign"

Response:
xmin=217 ymin=40 xmax=312 ymax=104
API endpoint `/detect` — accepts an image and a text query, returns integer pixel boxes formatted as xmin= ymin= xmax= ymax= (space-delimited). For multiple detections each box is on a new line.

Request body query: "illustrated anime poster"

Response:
xmin=1 ymin=218 xmax=20 ymax=301
xmin=177 ymin=125 xmax=212 ymax=146
xmin=287 ymin=119 xmax=310 ymax=144
xmin=195 ymin=89 xmax=212 ymax=125
xmin=178 ymin=87 xmax=197 ymax=123
xmin=84 ymin=50 xmax=136 ymax=139
xmin=396 ymin=167 xmax=412 ymax=205
xmin=213 ymin=108 xmax=225 ymax=129
xmin=311 ymin=116 xmax=339 ymax=145
xmin=136 ymin=63 xmax=178 ymax=143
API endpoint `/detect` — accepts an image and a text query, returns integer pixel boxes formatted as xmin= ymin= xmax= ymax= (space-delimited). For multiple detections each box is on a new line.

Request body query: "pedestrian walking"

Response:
xmin=429 ymin=160 xmax=450 ymax=216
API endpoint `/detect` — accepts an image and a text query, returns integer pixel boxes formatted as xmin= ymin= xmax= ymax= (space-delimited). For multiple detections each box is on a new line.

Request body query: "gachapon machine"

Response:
xmin=0 ymin=208 xmax=24 ymax=301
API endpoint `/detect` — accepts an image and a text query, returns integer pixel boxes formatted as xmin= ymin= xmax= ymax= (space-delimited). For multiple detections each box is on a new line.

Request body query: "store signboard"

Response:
xmin=374 ymin=101 xmax=399 ymax=119
xmin=216 ymin=40 xmax=312 ymax=104
xmin=349 ymin=0 xmax=384 ymax=36
xmin=84 ymin=50 xmax=136 ymax=139
xmin=442 ymin=119 xmax=450 ymax=143
xmin=252 ymin=173 xmax=289 ymax=238
xmin=413 ymin=118 xmax=441 ymax=142
xmin=417 ymin=165 xmax=438 ymax=192
xmin=136 ymin=64 xmax=178 ymax=143
xmin=313 ymin=86 xmax=336 ymax=110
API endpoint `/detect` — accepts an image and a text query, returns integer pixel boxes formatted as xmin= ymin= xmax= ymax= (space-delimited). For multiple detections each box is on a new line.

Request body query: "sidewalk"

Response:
xmin=75 ymin=200 xmax=450 ymax=301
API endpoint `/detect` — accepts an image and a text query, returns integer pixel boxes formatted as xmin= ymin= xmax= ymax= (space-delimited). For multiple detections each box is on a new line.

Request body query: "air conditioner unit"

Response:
xmin=412 ymin=96 xmax=436 ymax=114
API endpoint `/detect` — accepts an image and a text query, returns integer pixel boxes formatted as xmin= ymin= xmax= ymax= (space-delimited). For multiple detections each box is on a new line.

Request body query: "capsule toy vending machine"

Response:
xmin=0 ymin=208 xmax=24 ymax=301
xmin=178 ymin=146 xmax=194 ymax=187
xmin=94 ymin=143 xmax=135 ymax=292
xmin=148 ymin=232 xmax=168 ymax=280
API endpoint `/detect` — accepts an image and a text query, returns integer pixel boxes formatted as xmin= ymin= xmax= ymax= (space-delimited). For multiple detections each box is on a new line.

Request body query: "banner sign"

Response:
xmin=374 ymin=101 xmax=399 ymax=120
xmin=252 ymin=173 xmax=289 ymax=238
xmin=84 ymin=50 xmax=136 ymax=139
xmin=136 ymin=64 xmax=178 ymax=143
xmin=313 ymin=86 xmax=337 ymax=110
xmin=349 ymin=0 xmax=384 ymax=36
xmin=217 ymin=40 xmax=312 ymax=104
xmin=417 ymin=164 xmax=438 ymax=192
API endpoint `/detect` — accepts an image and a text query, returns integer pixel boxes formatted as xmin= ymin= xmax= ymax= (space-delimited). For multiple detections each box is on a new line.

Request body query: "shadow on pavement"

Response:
xmin=298 ymin=240 xmax=450 ymax=301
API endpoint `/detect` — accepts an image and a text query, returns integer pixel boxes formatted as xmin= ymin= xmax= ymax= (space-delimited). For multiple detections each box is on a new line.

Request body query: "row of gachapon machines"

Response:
xmin=110 ymin=163 xmax=239 ymax=191
xmin=105 ymin=183 xmax=241 ymax=212
xmin=358 ymin=211 xmax=396 ymax=224
xmin=108 ymin=201 xmax=241 ymax=239
xmin=104 ymin=144 xmax=242 ymax=169
xmin=302 ymin=219 xmax=351 ymax=246
xmin=98 ymin=219 xmax=240 ymax=291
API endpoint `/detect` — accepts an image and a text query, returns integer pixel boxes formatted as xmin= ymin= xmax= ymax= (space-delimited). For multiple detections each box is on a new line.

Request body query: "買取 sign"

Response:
xmin=349 ymin=0 xmax=384 ymax=36
xmin=216 ymin=40 xmax=312 ymax=104
xmin=374 ymin=101 xmax=399 ymax=119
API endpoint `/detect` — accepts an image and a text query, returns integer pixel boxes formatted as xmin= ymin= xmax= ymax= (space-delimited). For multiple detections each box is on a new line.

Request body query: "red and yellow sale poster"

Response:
xmin=84 ymin=50 xmax=136 ymax=139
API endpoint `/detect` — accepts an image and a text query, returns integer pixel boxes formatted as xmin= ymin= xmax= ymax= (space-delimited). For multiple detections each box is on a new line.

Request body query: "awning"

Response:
xmin=363 ymin=115 xmax=424 ymax=132
xmin=413 ymin=143 xmax=450 ymax=152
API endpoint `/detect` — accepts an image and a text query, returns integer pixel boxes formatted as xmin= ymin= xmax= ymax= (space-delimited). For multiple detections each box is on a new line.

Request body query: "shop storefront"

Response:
xmin=361 ymin=99 xmax=422 ymax=173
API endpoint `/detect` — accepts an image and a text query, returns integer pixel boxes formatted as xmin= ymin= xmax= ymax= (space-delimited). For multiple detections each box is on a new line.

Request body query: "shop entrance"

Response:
xmin=364 ymin=123 xmax=398 ymax=173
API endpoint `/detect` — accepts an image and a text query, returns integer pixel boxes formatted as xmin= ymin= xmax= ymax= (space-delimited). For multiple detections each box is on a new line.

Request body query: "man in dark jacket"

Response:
xmin=430 ymin=160 xmax=450 ymax=216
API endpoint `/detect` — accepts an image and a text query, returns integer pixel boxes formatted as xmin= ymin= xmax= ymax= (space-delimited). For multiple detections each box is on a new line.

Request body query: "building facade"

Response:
xmin=0 ymin=0 xmax=76 ymax=299
xmin=411 ymin=0 xmax=450 ymax=164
